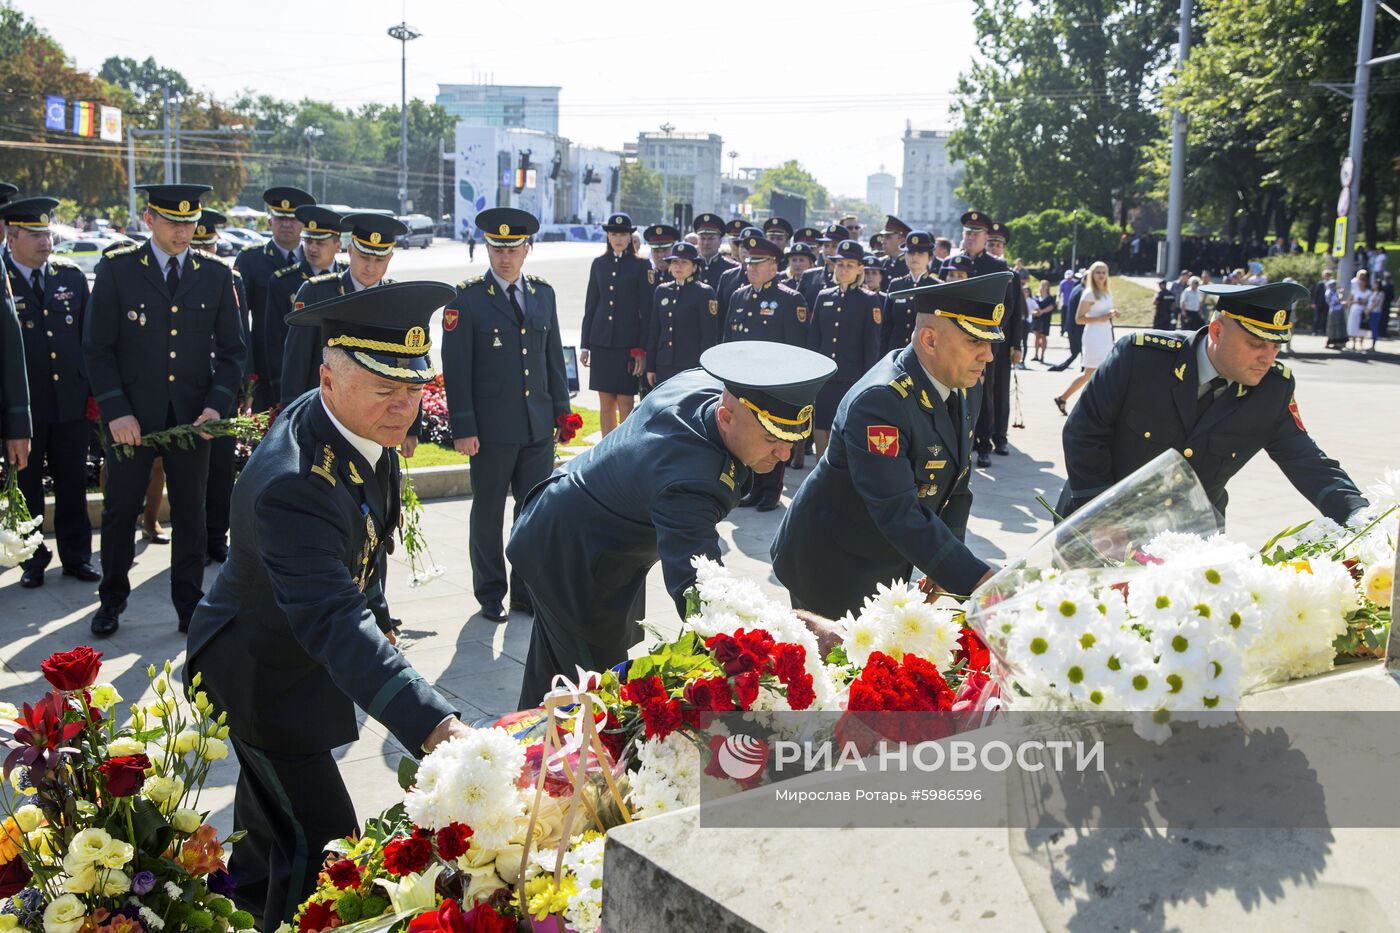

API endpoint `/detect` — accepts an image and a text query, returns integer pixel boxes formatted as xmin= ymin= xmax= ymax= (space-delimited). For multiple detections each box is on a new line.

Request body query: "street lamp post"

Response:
xmin=659 ymin=122 xmax=674 ymax=224
xmin=727 ymin=149 xmax=738 ymax=214
xmin=303 ymin=125 xmax=324 ymax=195
xmin=388 ymin=22 xmax=422 ymax=216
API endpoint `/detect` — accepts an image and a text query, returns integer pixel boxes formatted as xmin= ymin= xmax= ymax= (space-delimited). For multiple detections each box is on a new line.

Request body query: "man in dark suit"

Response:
xmin=3 ymin=197 xmax=96 ymax=586
xmin=969 ymin=215 xmax=1024 ymax=466
xmin=0 ymin=251 xmax=29 ymax=476
xmin=771 ymin=273 xmax=1008 ymax=620
xmin=1057 ymin=282 xmax=1367 ymax=525
xmin=83 ymin=184 xmax=246 ymax=636
xmin=186 ymin=282 xmax=468 ymax=931
xmin=233 ymin=186 xmax=314 ymax=410
xmin=279 ymin=214 xmax=406 ymax=406
xmin=509 ymin=342 xmax=834 ymax=707
xmin=261 ymin=205 xmax=346 ymax=400
xmin=441 ymin=208 xmax=572 ymax=623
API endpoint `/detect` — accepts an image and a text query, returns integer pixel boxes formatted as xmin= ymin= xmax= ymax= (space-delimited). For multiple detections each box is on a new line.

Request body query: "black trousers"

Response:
xmin=975 ymin=347 xmax=1013 ymax=453
xmin=468 ymin=438 xmax=554 ymax=604
xmin=98 ymin=436 xmax=209 ymax=621
xmin=228 ymin=736 xmax=356 ymax=931
xmin=18 ymin=419 xmax=92 ymax=571
xmin=205 ymin=435 xmax=236 ymax=547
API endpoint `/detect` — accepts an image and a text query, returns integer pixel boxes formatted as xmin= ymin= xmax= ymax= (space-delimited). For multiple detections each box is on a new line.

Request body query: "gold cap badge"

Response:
xmin=498 ymin=223 xmax=510 ymax=235
xmin=308 ymin=221 xmax=318 ymax=230
xmin=280 ymin=199 xmax=290 ymax=209
xmin=405 ymin=326 xmax=426 ymax=349
xmin=1273 ymin=309 xmax=1287 ymax=327
xmin=370 ymin=231 xmax=382 ymax=245
xmin=178 ymin=200 xmax=190 ymax=212
xmin=992 ymin=303 xmax=1005 ymax=324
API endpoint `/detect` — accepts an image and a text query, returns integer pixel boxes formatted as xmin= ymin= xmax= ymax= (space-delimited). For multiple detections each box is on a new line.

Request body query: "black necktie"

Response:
xmin=507 ymin=283 xmax=524 ymax=324
xmin=374 ymin=451 xmax=392 ymax=509
xmin=1195 ymin=376 xmax=1227 ymax=423
xmin=29 ymin=269 xmax=41 ymax=296
xmin=946 ymin=390 xmax=961 ymax=427
xmin=284 ymin=249 xmax=297 ymax=268
xmin=165 ymin=257 xmax=180 ymax=296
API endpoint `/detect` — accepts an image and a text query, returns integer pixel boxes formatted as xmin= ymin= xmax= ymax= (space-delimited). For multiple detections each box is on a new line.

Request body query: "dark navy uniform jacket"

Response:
xmin=724 ymin=279 xmax=809 ymax=346
xmin=188 ymin=390 xmax=456 ymax=754
xmin=1058 ymin=328 xmax=1366 ymax=524
xmin=234 ymin=240 xmax=298 ymax=387
xmin=581 ymin=250 xmax=653 ymax=350
xmin=263 ymin=259 xmax=345 ymax=399
xmin=506 ymin=370 xmax=752 ymax=663
xmin=84 ymin=242 xmax=245 ymax=431
xmin=716 ymin=263 xmax=748 ymax=316
xmin=645 ymin=275 xmax=721 ymax=382
xmin=880 ymin=271 xmax=937 ymax=354
xmin=6 ymin=256 xmax=89 ymax=424
xmin=697 ymin=253 xmax=738 ymax=292
xmin=440 ymin=272 xmax=571 ymax=444
xmin=799 ymin=264 xmax=833 ymax=308
xmin=808 ymin=283 xmax=881 ymax=381
xmin=881 ymin=254 xmax=909 ymax=283
xmin=1 ymin=273 xmax=30 ymax=440
xmin=772 ymin=346 xmax=989 ymax=619
xmin=279 ymin=272 xmax=395 ymax=405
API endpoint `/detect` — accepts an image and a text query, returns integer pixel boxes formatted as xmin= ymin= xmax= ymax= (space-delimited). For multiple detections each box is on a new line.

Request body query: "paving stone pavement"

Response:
xmin=2 ymin=244 xmax=1396 ymax=841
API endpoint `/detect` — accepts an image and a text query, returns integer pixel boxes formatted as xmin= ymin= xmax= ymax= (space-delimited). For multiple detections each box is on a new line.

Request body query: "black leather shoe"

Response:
xmin=976 ymin=452 xmax=992 ymax=468
xmin=994 ymin=444 xmax=1010 ymax=456
xmin=90 ymin=604 xmax=122 ymax=637
xmin=755 ymin=499 xmax=779 ymax=513
xmin=788 ymin=450 xmax=805 ymax=470
xmin=178 ymin=617 xmax=190 ymax=635
xmin=508 ymin=599 xmax=534 ymax=616
xmin=206 ymin=542 xmax=228 ymax=564
xmin=480 ymin=602 xmax=509 ymax=623
xmin=62 ymin=563 xmax=101 ymax=582
xmin=737 ymin=492 xmax=761 ymax=508
xmin=20 ymin=567 xmax=44 ymax=588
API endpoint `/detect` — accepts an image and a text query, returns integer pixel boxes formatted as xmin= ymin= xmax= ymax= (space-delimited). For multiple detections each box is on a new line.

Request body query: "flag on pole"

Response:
xmin=72 ymin=101 xmax=96 ymax=137
xmin=44 ymin=96 xmax=67 ymax=131
xmin=99 ymin=106 xmax=122 ymax=142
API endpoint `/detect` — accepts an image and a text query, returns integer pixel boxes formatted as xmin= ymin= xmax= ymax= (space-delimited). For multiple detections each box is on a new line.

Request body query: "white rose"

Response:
xmin=43 ymin=893 xmax=86 ymax=933
xmin=68 ymin=827 xmax=112 ymax=864
xmin=105 ymin=736 xmax=146 ymax=757
xmin=13 ymin=804 xmax=43 ymax=833
xmin=61 ymin=862 xmax=98 ymax=894
xmin=198 ymin=738 xmax=228 ymax=762
xmin=96 ymin=837 xmax=134 ymax=869
xmin=170 ymin=808 xmax=202 ymax=834
xmin=100 ymin=868 xmax=131 ymax=896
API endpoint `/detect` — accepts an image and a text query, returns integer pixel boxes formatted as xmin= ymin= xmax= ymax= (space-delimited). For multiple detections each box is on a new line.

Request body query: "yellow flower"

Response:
xmin=100 ymin=868 xmax=131 ymax=896
xmin=199 ymin=738 xmax=229 ymax=762
xmin=68 ymin=827 xmax=112 ymax=864
xmin=90 ymin=684 xmax=123 ymax=712
xmin=13 ymin=804 xmax=43 ymax=834
xmin=1362 ymin=563 xmax=1394 ymax=607
xmin=0 ymin=818 xmax=23 ymax=864
xmin=28 ymin=828 xmax=58 ymax=857
xmin=171 ymin=808 xmax=202 ymax=834
xmin=105 ymin=737 xmax=145 ymax=757
xmin=0 ymin=702 xmax=17 ymax=721
xmin=193 ymin=691 xmax=211 ymax=713
xmin=43 ymin=893 xmax=86 ymax=933
xmin=172 ymin=730 xmax=201 ymax=754
xmin=0 ymin=912 xmax=17 ymax=930
xmin=61 ymin=861 xmax=98 ymax=894
xmin=95 ymin=837 xmax=134 ymax=870
xmin=141 ymin=775 xmax=185 ymax=813
xmin=1284 ymin=559 xmax=1313 ymax=575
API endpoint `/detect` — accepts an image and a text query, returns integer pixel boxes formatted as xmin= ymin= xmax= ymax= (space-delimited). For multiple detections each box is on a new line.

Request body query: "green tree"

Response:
xmin=618 ymin=159 xmax=663 ymax=223
xmin=98 ymin=56 xmax=191 ymax=106
xmin=1006 ymin=207 xmax=1120 ymax=267
xmin=949 ymin=0 xmax=1178 ymax=227
xmin=752 ymin=160 xmax=830 ymax=215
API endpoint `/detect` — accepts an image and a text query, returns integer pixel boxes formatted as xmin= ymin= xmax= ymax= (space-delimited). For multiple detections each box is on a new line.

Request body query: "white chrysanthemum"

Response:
xmin=403 ymin=728 xmax=525 ymax=846
xmin=1141 ymin=530 xmax=1213 ymax=562
xmin=1364 ymin=467 xmax=1400 ymax=514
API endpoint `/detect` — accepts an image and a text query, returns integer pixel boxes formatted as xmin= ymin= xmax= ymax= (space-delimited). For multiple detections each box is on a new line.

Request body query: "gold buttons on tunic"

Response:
xmin=170 ymin=351 xmax=177 ymax=358
xmin=170 ymin=329 xmax=178 ymax=336
xmin=1143 ymin=431 xmax=1151 ymax=439
xmin=168 ymin=374 xmax=176 ymax=382
xmin=1184 ymin=448 xmax=1194 ymax=458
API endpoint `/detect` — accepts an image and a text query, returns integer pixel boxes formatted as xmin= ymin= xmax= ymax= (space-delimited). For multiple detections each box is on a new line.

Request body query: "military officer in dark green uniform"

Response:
xmin=262 ymin=205 xmax=346 ymax=400
xmin=190 ymin=208 xmax=250 ymax=565
xmin=509 ymin=341 xmax=835 ymax=707
xmin=771 ymin=273 xmax=1010 ymax=619
xmin=692 ymin=213 xmax=736 ymax=292
xmin=83 ymin=184 xmax=246 ymax=636
xmin=881 ymin=230 xmax=939 ymax=354
xmin=3 ymin=197 xmax=96 ymax=587
xmin=234 ymin=186 xmax=314 ymax=410
xmin=279 ymin=213 xmax=406 ymax=406
xmin=1057 ymin=281 xmax=1367 ymax=525
xmin=645 ymin=241 xmax=721 ymax=386
xmin=809 ymin=240 xmax=882 ymax=458
xmin=441 ymin=208 xmax=571 ymax=623
xmin=187 ymin=282 xmax=468 ymax=931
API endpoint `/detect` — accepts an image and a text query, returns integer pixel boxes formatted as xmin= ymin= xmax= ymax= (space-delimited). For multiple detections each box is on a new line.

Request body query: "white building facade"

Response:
xmin=898 ymin=125 xmax=968 ymax=237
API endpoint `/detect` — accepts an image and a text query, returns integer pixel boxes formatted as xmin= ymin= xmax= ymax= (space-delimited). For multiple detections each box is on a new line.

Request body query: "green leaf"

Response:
xmin=395 ymin=757 xmax=419 ymax=792
xmin=824 ymin=644 xmax=850 ymax=667
xmin=129 ymin=796 xmax=175 ymax=852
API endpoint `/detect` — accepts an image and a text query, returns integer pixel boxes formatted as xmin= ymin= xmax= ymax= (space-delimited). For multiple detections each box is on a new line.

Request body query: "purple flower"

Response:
xmin=131 ymin=871 xmax=157 ymax=895
xmin=206 ymin=870 xmax=237 ymax=897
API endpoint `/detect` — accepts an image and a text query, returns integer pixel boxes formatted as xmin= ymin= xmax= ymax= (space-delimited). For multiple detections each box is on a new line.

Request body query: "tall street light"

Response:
xmin=659 ymin=122 xmax=675 ymax=224
xmin=388 ymin=21 xmax=422 ymax=216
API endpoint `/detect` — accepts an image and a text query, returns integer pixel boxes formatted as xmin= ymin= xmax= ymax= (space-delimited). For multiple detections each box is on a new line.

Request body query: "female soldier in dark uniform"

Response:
xmin=581 ymin=212 xmax=653 ymax=435
xmin=645 ymin=242 xmax=720 ymax=387
xmin=808 ymin=240 xmax=881 ymax=455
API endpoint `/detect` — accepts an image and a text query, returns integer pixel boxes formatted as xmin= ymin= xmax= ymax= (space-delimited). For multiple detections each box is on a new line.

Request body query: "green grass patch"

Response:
xmin=563 ymin=405 xmax=601 ymax=448
xmin=406 ymin=405 xmax=601 ymax=468
xmin=1109 ymin=276 xmax=1156 ymax=327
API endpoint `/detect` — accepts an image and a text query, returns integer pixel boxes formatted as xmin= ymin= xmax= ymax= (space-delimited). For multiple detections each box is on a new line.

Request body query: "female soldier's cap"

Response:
xmin=893 ymin=271 xmax=1014 ymax=342
xmin=700 ymin=343 xmax=837 ymax=442
xmin=283 ymin=281 xmax=454 ymax=384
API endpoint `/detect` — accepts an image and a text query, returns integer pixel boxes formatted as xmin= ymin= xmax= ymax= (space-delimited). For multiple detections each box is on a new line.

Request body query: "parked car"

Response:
xmin=213 ymin=232 xmax=243 ymax=257
xmin=397 ymin=214 xmax=435 ymax=249
xmin=221 ymin=227 xmax=266 ymax=250
xmin=51 ymin=236 xmax=131 ymax=276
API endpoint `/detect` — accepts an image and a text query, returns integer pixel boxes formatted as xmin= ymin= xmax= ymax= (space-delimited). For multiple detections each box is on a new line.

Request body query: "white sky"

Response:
xmin=19 ymin=0 xmax=979 ymax=198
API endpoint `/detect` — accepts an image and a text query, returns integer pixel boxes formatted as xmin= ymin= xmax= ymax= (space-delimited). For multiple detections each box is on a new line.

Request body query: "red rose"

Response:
xmin=41 ymin=647 xmax=103 ymax=691
xmin=435 ymin=823 xmax=474 ymax=861
xmin=408 ymin=899 xmax=465 ymax=933
xmin=98 ymin=754 xmax=151 ymax=797
xmin=462 ymin=902 xmax=514 ymax=933
xmin=382 ymin=829 xmax=434 ymax=877
xmin=0 ymin=854 xmax=32 ymax=897
xmin=954 ymin=628 xmax=991 ymax=673
xmin=325 ymin=858 xmax=362 ymax=890
xmin=297 ymin=900 xmax=338 ymax=933
xmin=732 ymin=671 xmax=760 ymax=710
xmin=555 ymin=412 xmax=584 ymax=443
xmin=84 ymin=396 xmax=100 ymax=422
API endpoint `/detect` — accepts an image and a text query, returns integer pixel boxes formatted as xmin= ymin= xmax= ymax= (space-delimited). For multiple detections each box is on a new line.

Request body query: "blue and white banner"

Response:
xmin=44 ymin=95 xmax=66 ymax=131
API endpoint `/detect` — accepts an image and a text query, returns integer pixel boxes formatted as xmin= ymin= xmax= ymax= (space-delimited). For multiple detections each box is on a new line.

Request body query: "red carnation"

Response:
xmin=731 ymin=671 xmax=759 ymax=709
xmin=684 ymin=676 xmax=736 ymax=713
xmin=98 ymin=754 xmax=151 ymax=797
xmin=435 ymin=823 xmax=474 ymax=861
xmin=706 ymin=629 xmax=775 ymax=676
xmin=619 ymin=675 xmax=666 ymax=706
xmin=41 ymin=647 xmax=103 ymax=691
xmin=555 ymin=411 xmax=585 ymax=444
xmin=325 ymin=858 xmax=362 ymax=890
xmin=297 ymin=900 xmax=338 ymax=933
xmin=382 ymin=828 xmax=434 ymax=877
xmin=954 ymin=628 xmax=991 ymax=673
xmin=641 ymin=697 xmax=684 ymax=741
xmin=598 ymin=709 xmax=625 ymax=762
xmin=84 ymin=396 xmax=100 ymax=423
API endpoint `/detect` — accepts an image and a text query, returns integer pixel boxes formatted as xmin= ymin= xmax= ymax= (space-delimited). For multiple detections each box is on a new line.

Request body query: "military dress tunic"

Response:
xmin=581 ymin=250 xmax=653 ymax=395
xmin=262 ymin=259 xmax=344 ymax=399
xmin=1057 ymin=328 xmax=1366 ymax=524
xmin=723 ymin=279 xmax=809 ymax=347
xmin=234 ymin=240 xmax=298 ymax=409
xmin=771 ymin=345 xmax=990 ymax=619
xmin=279 ymin=271 xmax=394 ymax=405
xmin=880 ymin=271 xmax=938 ymax=354
xmin=807 ymin=283 xmax=882 ymax=430
xmin=0 ymin=270 xmax=30 ymax=442
xmin=697 ymin=252 xmax=738 ymax=292
xmin=645 ymin=275 xmax=721 ymax=385
xmin=507 ymin=369 xmax=753 ymax=707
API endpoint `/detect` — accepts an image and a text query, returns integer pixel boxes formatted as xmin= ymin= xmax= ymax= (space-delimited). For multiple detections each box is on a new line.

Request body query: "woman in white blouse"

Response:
xmin=1055 ymin=261 xmax=1117 ymax=414
xmin=1347 ymin=270 xmax=1373 ymax=352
